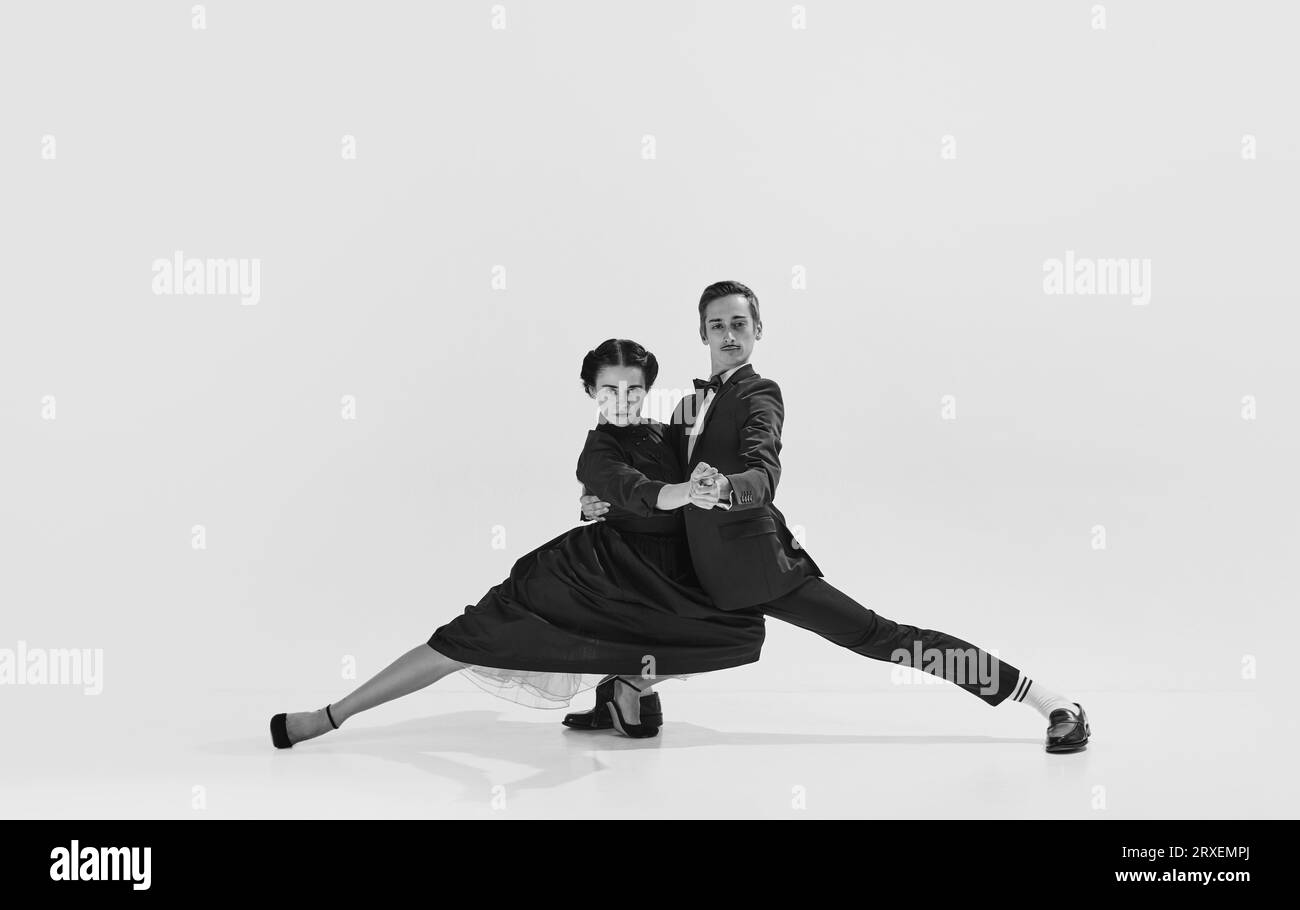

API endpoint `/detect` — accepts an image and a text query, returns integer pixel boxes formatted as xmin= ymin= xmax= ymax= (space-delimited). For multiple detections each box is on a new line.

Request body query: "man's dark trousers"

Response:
xmin=754 ymin=576 xmax=1021 ymax=707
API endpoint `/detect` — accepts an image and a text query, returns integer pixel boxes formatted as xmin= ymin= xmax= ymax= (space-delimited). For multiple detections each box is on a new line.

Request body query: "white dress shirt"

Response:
xmin=687 ymin=363 xmax=745 ymax=508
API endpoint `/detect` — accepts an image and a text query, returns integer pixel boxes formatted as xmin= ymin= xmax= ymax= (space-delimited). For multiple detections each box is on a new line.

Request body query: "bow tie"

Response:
xmin=693 ymin=375 xmax=723 ymax=395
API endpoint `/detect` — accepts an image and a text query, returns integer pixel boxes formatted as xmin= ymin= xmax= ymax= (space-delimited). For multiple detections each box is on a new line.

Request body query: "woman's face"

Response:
xmin=589 ymin=364 xmax=648 ymax=426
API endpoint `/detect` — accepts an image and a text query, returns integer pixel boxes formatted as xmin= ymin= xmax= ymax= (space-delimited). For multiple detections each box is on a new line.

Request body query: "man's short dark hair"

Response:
xmin=698 ymin=281 xmax=761 ymax=332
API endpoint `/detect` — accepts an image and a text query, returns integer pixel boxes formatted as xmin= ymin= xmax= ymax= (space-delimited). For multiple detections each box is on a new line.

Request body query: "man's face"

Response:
xmin=700 ymin=294 xmax=760 ymax=370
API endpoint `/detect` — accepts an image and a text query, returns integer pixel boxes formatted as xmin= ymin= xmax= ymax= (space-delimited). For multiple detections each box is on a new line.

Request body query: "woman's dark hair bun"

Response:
xmin=580 ymin=338 xmax=659 ymax=395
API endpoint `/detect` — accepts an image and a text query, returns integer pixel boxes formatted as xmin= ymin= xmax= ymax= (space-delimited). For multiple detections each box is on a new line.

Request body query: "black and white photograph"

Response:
xmin=0 ymin=0 xmax=1292 ymax=891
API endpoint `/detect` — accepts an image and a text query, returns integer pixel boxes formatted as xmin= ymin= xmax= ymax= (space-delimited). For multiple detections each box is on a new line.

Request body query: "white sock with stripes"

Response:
xmin=1008 ymin=674 xmax=1075 ymax=719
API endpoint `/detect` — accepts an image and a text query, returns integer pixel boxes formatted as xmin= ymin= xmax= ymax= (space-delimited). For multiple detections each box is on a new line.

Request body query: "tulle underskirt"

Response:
xmin=428 ymin=521 xmax=764 ymax=709
xmin=456 ymin=665 xmax=695 ymax=709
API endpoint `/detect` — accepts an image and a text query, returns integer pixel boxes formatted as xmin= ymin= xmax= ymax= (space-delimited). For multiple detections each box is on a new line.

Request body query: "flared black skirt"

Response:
xmin=428 ymin=521 xmax=765 ymax=680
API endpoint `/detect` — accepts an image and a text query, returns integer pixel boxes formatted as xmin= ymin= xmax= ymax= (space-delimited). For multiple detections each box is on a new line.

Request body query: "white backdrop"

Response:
xmin=2 ymin=1 xmax=1296 ymax=724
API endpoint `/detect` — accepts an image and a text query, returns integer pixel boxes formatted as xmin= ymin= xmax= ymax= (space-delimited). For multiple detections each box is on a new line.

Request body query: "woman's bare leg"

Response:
xmin=282 ymin=644 xmax=466 ymax=745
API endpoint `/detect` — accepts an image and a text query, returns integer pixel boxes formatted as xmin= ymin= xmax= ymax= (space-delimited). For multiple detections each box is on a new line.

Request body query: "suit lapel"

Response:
xmin=693 ymin=380 xmax=736 ymax=448
xmin=689 ymin=363 xmax=755 ymax=461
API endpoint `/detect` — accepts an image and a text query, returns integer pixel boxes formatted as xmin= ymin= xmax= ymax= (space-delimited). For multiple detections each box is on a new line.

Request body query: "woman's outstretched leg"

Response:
xmin=278 ymin=644 xmax=465 ymax=746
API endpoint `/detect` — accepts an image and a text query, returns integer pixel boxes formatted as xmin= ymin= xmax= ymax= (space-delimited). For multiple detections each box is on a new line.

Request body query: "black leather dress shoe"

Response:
xmin=1045 ymin=702 xmax=1090 ymax=753
xmin=563 ymin=677 xmax=663 ymax=731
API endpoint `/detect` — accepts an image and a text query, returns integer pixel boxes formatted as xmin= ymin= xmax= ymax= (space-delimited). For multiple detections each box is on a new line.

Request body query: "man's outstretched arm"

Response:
xmin=717 ymin=379 xmax=784 ymax=511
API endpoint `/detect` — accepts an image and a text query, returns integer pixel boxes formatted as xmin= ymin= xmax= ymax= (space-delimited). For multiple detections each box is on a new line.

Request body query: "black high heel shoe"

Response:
xmin=562 ymin=675 xmax=664 ymax=731
xmin=606 ymin=678 xmax=659 ymax=739
xmin=270 ymin=704 xmax=339 ymax=749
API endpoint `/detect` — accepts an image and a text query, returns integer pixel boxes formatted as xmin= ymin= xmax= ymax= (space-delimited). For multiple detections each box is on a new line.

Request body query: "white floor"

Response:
xmin=3 ymin=686 xmax=1292 ymax=819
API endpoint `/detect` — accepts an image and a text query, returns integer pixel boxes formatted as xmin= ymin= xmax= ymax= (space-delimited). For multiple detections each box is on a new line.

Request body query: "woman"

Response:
xmin=270 ymin=339 xmax=764 ymax=746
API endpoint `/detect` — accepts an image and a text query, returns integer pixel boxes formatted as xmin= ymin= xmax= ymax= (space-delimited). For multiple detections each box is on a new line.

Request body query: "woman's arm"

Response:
xmin=655 ymin=481 xmax=693 ymax=511
xmin=576 ymin=431 xmax=693 ymax=518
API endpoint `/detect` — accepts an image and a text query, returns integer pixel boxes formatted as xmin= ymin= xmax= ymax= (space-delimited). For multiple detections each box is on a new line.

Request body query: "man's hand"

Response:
xmin=580 ymin=493 xmax=610 ymax=522
xmin=690 ymin=462 xmax=718 ymax=491
xmin=714 ymin=473 xmax=732 ymax=503
xmin=689 ymin=462 xmax=721 ymax=509
xmin=689 ymin=463 xmax=734 ymax=510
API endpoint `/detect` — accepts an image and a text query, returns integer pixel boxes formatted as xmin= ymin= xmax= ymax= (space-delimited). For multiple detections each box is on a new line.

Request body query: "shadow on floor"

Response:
xmin=204 ymin=710 xmax=1052 ymax=805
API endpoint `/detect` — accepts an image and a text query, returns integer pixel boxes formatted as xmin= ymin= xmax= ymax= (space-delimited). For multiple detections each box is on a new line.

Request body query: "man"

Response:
xmin=566 ymin=281 xmax=1090 ymax=753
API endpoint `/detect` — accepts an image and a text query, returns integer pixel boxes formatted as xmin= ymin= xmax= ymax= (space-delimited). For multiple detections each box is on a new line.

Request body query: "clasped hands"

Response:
xmin=687 ymin=462 xmax=729 ymax=509
xmin=579 ymin=462 xmax=729 ymax=521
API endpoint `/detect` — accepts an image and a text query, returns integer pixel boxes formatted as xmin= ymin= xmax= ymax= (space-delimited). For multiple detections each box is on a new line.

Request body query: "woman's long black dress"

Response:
xmin=426 ymin=417 xmax=765 ymax=707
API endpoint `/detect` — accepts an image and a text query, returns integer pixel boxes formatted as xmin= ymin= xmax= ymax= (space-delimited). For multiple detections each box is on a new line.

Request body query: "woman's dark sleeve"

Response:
xmin=575 ymin=431 xmax=668 ymax=518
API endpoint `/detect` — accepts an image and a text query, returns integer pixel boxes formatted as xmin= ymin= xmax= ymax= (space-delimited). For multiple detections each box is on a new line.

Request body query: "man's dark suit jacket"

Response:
xmin=664 ymin=362 xmax=822 ymax=610
xmin=578 ymin=363 xmax=822 ymax=610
